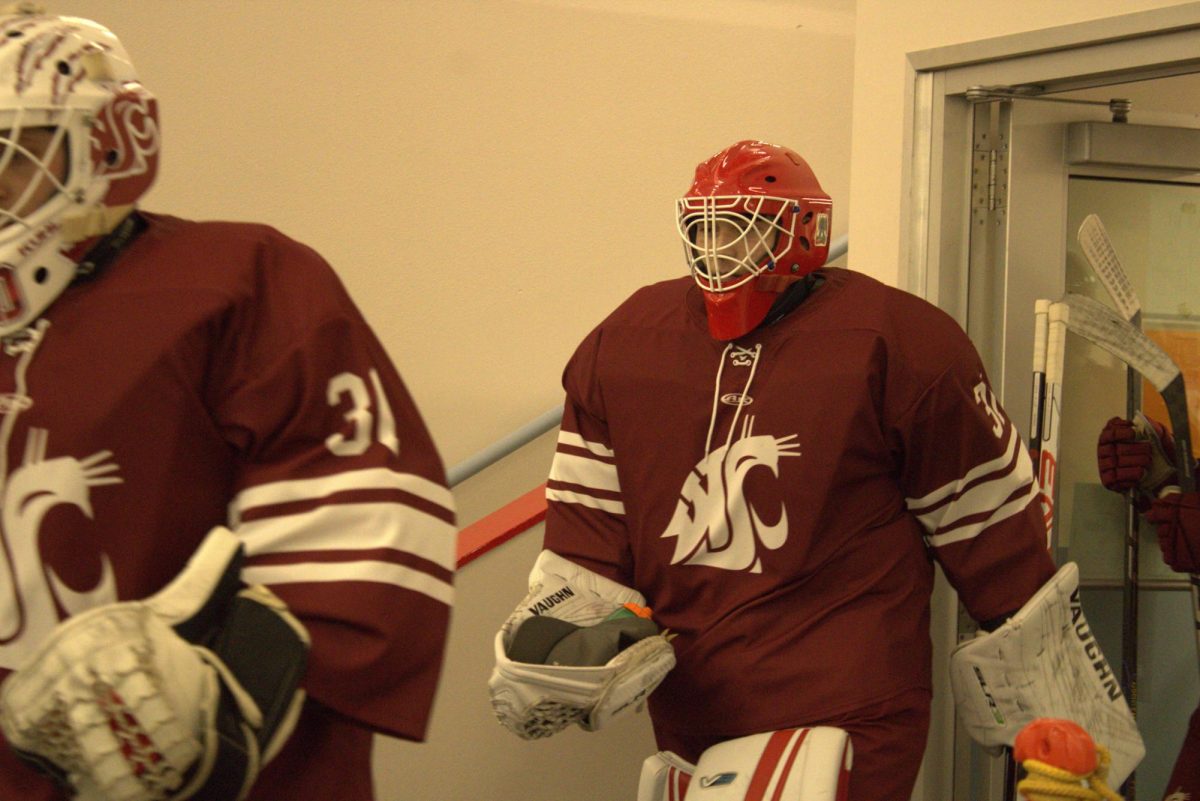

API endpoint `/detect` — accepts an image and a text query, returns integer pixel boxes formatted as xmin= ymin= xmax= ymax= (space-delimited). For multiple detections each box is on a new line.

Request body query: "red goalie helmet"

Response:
xmin=677 ymin=140 xmax=831 ymax=340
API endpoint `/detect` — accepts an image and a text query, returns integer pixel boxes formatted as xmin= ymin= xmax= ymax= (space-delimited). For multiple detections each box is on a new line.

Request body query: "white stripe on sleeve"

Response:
xmin=907 ymin=427 xmax=1038 ymax=546
xmin=905 ymin=427 xmax=1026 ymax=511
xmin=242 ymin=560 xmax=454 ymax=606
xmin=229 ymin=468 xmax=453 ymax=526
xmin=545 ymin=487 xmax=626 ymax=514
xmin=923 ymin=479 xmax=1039 ymax=548
xmin=557 ymin=430 xmax=616 ymax=458
xmin=236 ymin=502 xmax=456 ymax=570
xmin=549 ymin=450 xmax=622 ymax=493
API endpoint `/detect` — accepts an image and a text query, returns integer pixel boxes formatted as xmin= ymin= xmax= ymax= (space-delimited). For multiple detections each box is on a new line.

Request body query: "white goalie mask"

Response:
xmin=0 ymin=9 xmax=159 ymax=337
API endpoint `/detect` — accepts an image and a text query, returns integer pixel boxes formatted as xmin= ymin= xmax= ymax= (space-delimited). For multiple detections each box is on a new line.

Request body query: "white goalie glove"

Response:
xmin=0 ymin=527 xmax=310 ymax=801
xmin=488 ymin=550 xmax=676 ymax=739
xmin=949 ymin=561 xmax=1144 ymax=787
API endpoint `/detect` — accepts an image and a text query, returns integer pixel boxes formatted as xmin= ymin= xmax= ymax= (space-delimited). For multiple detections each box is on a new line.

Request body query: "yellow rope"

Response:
xmin=1017 ymin=745 xmax=1124 ymax=801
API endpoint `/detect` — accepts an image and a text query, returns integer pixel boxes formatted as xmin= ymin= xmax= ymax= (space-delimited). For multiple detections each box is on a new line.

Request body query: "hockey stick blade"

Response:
xmin=1059 ymin=294 xmax=1177 ymax=392
xmin=1059 ymin=293 xmax=1195 ymax=492
xmin=1078 ymin=214 xmax=1142 ymax=325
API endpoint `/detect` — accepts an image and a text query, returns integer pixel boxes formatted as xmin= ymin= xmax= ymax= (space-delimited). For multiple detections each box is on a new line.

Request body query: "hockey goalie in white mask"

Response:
xmin=0 ymin=8 xmax=457 ymax=801
xmin=0 ymin=9 xmax=158 ymax=337
xmin=0 ymin=13 xmax=310 ymax=801
xmin=491 ymin=139 xmax=1144 ymax=801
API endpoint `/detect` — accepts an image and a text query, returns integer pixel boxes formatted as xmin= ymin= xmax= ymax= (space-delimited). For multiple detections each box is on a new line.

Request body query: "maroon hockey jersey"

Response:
xmin=0 ymin=213 xmax=456 ymax=801
xmin=543 ymin=268 xmax=1055 ymax=740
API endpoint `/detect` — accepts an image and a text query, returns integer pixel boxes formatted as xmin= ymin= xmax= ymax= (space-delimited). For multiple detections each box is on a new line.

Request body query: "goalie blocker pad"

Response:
xmin=489 ymin=550 xmax=675 ymax=739
xmin=638 ymin=728 xmax=852 ymax=801
xmin=0 ymin=527 xmax=310 ymax=801
xmin=949 ymin=561 xmax=1144 ymax=787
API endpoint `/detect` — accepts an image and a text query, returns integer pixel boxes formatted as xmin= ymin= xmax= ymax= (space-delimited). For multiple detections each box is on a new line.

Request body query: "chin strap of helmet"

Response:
xmin=762 ymin=272 xmax=824 ymax=329
xmin=70 ymin=211 xmax=147 ymax=283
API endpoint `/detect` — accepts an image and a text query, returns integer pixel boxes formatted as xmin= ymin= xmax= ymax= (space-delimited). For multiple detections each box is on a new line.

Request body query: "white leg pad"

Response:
xmin=682 ymin=728 xmax=852 ymax=801
xmin=638 ymin=750 xmax=695 ymax=801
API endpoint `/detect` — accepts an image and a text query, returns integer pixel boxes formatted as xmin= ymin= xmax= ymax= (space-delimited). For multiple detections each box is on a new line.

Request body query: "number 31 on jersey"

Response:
xmin=325 ymin=369 xmax=400 ymax=457
xmin=973 ymin=380 xmax=1006 ymax=438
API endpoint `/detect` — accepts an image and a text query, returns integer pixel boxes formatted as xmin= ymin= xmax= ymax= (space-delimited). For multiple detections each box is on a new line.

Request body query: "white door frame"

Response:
xmin=903 ymin=6 xmax=1200 ymax=799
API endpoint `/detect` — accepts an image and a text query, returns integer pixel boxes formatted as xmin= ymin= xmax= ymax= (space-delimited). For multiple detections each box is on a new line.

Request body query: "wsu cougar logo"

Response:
xmin=0 ymin=323 xmax=124 ymax=668
xmin=661 ymin=416 xmax=800 ymax=573
xmin=0 ymin=429 xmax=121 ymax=661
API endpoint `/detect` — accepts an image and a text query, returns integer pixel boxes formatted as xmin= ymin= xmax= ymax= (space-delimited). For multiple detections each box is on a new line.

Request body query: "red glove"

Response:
xmin=1146 ymin=491 xmax=1200 ymax=573
xmin=1096 ymin=415 xmax=1177 ymax=508
xmin=1163 ymin=703 xmax=1200 ymax=801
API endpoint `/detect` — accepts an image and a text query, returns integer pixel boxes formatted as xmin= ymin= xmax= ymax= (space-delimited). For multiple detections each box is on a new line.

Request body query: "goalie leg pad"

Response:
xmin=638 ymin=750 xmax=695 ymax=801
xmin=0 ymin=527 xmax=310 ymax=801
xmin=686 ymin=728 xmax=852 ymax=801
xmin=949 ymin=561 xmax=1144 ymax=788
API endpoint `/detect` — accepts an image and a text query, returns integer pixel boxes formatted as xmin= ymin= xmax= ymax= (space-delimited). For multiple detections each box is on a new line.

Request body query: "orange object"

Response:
xmin=1143 ymin=328 xmax=1200 ymax=460
xmin=1014 ymin=718 xmax=1098 ymax=777
xmin=622 ymin=603 xmax=654 ymax=619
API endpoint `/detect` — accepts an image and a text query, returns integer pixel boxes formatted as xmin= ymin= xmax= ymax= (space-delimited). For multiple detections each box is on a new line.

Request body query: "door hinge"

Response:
xmin=972 ymin=147 xmax=1008 ymax=216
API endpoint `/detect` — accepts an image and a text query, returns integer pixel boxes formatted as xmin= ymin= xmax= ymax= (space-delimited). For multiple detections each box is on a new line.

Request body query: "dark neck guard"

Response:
xmin=73 ymin=211 xmax=148 ymax=284
xmin=762 ymin=271 xmax=824 ymax=328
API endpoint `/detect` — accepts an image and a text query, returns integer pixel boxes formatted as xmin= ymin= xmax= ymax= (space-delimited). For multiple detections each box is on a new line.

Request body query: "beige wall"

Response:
xmin=65 ymin=0 xmax=854 ymax=471
xmin=848 ymin=0 xmax=1191 ymax=289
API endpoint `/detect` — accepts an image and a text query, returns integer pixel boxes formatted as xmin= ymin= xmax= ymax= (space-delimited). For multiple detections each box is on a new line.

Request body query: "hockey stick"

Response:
xmin=1077 ymin=213 xmax=1143 ymax=791
xmin=1030 ymin=299 xmax=1051 ymax=485
xmin=1057 ymin=293 xmax=1200 ymax=675
xmin=1003 ymin=300 xmax=1068 ymax=801
xmin=1034 ymin=301 xmax=1068 ymax=551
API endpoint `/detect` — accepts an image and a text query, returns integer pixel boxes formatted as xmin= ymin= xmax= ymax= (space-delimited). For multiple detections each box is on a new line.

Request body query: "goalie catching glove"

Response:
xmin=949 ymin=561 xmax=1144 ymax=788
xmin=0 ymin=527 xmax=310 ymax=801
xmin=489 ymin=550 xmax=675 ymax=739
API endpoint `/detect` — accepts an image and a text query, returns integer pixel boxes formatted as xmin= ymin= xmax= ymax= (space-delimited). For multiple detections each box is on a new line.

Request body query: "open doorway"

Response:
xmin=906 ymin=10 xmax=1200 ymax=800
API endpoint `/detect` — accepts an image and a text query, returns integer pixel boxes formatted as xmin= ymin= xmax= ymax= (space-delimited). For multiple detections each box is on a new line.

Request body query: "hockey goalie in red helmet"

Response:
xmin=677 ymin=140 xmax=832 ymax=340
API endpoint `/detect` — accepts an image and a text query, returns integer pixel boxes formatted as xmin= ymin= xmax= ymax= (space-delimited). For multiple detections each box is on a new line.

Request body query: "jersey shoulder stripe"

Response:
xmin=229 ymin=468 xmax=455 ymax=604
xmin=228 ymin=467 xmax=453 ymax=525
xmin=242 ymin=560 xmax=454 ymax=606
xmin=549 ymin=450 xmax=621 ymax=493
xmin=908 ymin=428 xmax=1039 ymax=547
xmin=905 ymin=426 xmax=1024 ymax=512
xmin=557 ymin=430 xmax=616 ymax=458
xmin=545 ymin=486 xmax=626 ymax=515
xmin=238 ymin=502 xmax=456 ymax=572
xmin=923 ymin=480 xmax=1039 ymax=548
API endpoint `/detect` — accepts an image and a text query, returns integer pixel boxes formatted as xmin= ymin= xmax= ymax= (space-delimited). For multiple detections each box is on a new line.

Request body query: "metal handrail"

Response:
xmin=446 ymin=234 xmax=849 ymax=487
xmin=448 ymin=406 xmax=563 ymax=487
